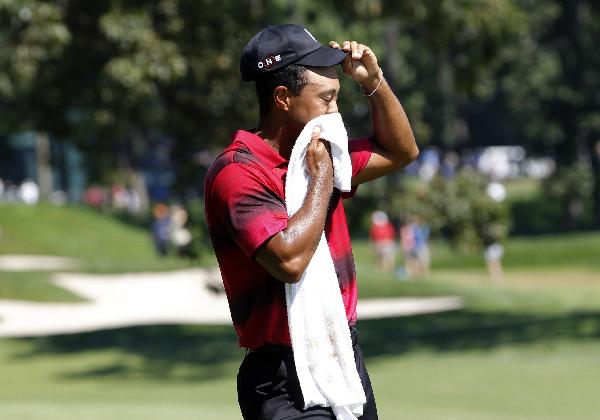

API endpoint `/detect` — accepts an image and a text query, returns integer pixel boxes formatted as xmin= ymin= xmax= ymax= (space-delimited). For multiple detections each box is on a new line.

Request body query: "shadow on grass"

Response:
xmin=13 ymin=310 xmax=600 ymax=382
xmin=358 ymin=310 xmax=600 ymax=357
xmin=15 ymin=324 xmax=243 ymax=382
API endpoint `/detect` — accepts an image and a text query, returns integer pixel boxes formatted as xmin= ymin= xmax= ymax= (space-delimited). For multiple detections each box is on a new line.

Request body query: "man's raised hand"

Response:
xmin=329 ymin=40 xmax=382 ymax=94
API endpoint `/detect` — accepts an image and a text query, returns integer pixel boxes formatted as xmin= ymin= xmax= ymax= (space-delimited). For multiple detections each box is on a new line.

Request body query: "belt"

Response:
xmin=247 ymin=325 xmax=359 ymax=354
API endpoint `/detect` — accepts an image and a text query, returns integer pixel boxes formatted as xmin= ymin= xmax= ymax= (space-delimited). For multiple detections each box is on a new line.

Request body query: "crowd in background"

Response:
xmin=369 ymin=210 xmax=432 ymax=280
xmin=369 ymin=209 xmax=503 ymax=282
xmin=150 ymin=203 xmax=195 ymax=259
xmin=0 ymin=178 xmax=43 ymax=205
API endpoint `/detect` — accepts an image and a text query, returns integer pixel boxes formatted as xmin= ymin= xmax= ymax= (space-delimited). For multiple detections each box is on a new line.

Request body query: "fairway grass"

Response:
xmin=1 ymin=202 xmax=598 ymax=304
xmin=0 ymin=203 xmax=192 ymax=273
xmin=1 ymin=337 xmax=599 ymax=420
xmin=0 ymin=332 xmax=242 ymax=420
xmin=370 ymin=340 xmax=600 ymax=419
xmin=1 ymin=204 xmax=599 ymax=419
xmin=0 ymin=271 xmax=82 ymax=302
xmin=352 ymin=232 xmax=600 ymax=272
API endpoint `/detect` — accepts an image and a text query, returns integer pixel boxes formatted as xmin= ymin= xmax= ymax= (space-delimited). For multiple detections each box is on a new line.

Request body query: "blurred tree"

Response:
xmin=501 ymin=0 xmax=600 ymax=227
xmin=69 ymin=0 xmax=262 ymax=193
xmin=0 ymin=0 xmax=71 ymax=132
xmin=387 ymin=169 xmax=510 ymax=252
xmin=0 ymin=0 xmax=72 ymax=198
xmin=375 ymin=0 xmax=531 ymax=149
xmin=1 ymin=0 xmax=597 ymax=230
xmin=1 ymin=0 xmax=260 ymax=195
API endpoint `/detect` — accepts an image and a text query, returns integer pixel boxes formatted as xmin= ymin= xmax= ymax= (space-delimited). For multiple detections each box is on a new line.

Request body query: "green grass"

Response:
xmin=1 ymin=203 xmax=600 ymax=419
xmin=1 ymin=327 xmax=599 ymax=420
xmin=1 ymin=202 xmax=599 ymax=310
xmin=370 ymin=340 xmax=600 ymax=419
xmin=0 ymin=271 xmax=81 ymax=302
xmin=0 ymin=332 xmax=240 ymax=420
xmin=0 ymin=203 xmax=199 ymax=301
xmin=358 ymin=232 xmax=600 ymax=271
xmin=0 ymin=202 xmax=193 ymax=273
xmin=503 ymin=233 xmax=600 ymax=269
xmin=503 ymin=177 xmax=542 ymax=200
xmin=353 ymin=234 xmax=600 ymax=315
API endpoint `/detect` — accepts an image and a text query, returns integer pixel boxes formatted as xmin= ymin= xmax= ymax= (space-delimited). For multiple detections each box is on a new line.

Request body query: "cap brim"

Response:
xmin=295 ymin=46 xmax=348 ymax=68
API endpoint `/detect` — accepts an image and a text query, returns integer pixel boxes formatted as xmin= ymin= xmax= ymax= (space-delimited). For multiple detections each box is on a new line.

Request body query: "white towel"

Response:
xmin=284 ymin=112 xmax=366 ymax=420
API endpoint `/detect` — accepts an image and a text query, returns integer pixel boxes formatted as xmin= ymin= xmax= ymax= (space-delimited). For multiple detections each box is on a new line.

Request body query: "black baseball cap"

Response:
xmin=240 ymin=24 xmax=347 ymax=82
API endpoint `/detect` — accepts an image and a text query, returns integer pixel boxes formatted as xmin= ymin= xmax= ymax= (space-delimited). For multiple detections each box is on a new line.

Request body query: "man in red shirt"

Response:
xmin=369 ymin=211 xmax=397 ymax=272
xmin=205 ymin=24 xmax=418 ymax=419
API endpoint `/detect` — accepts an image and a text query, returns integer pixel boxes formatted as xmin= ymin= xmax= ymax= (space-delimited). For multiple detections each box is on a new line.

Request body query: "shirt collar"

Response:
xmin=231 ymin=130 xmax=288 ymax=169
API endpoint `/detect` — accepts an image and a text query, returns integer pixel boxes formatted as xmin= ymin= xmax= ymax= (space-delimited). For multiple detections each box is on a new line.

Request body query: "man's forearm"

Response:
xmin=366 ymin=75 xmax=418 ymax=165
xmin=281 ymin=175 xmax=332 ymax=268
xmin=255 ymin=175 xmax=332 ymax=284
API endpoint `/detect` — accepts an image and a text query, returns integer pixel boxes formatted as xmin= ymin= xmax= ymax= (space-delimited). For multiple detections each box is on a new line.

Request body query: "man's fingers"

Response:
xmin=309 ymin=124 xmax=321 ymax=150
xmin=309 ymin=125 xmax=332 ymax=156
xmin=338 ymin=40 xmax=379 ymax=81
xmin=342 ymin=54 xmax=353 ymax=75
xmin=355 ymin=44 xmax=366 ymax=59
xmin=349 ymin=41 xmax=358 ymax=58
xmin=311 ymin=124 xmax=321 ymax=140
xmin=340 ymin=40 xmax=369 ymax=59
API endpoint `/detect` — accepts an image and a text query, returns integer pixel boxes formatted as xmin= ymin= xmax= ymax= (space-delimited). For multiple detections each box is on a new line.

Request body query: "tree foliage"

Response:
xmin=0 ymin=0 xmax=598 ymax=225
xmin=385 ymin=170 xmax=510 ymax=252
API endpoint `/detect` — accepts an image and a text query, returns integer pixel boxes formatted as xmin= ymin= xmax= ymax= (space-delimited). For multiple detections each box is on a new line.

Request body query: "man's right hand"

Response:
xmin=254 ymin=124 xmax=334 ymax=284
xmin=306 ymin=125 xmax=333 ymax=190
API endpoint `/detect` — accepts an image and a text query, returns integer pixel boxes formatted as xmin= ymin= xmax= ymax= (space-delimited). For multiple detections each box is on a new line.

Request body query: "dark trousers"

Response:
xmin=237 ymin=327 xmax=378 ymax=420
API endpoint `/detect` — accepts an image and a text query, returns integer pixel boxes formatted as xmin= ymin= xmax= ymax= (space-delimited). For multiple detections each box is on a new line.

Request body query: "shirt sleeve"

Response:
xmin=342 ymin=137 xmax=373 ymax=199
xmin=210 ymin=164 xmax=288 ymax=258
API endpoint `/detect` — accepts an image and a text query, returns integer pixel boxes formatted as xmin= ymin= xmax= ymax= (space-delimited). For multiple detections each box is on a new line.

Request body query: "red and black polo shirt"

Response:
xmin=204 ymin=129 xmax=372 ymax=349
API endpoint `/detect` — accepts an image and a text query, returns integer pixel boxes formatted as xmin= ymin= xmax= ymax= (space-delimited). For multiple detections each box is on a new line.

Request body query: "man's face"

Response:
xmin=286 ymin=66 xmax=340 ymax=136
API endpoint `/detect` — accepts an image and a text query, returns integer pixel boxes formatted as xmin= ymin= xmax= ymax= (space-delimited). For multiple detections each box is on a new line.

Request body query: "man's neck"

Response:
xmin=254 ymin=116 xmax=295 ymax=160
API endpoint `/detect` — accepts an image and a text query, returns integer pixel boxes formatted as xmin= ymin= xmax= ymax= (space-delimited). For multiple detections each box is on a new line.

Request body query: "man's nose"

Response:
xmin=327 ymin=101 xmax=338 ymax=114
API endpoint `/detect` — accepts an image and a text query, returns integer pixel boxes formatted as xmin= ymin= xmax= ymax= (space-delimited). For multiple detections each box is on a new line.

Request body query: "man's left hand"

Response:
xmin=329 ymin=40 xmax=382 ymax=94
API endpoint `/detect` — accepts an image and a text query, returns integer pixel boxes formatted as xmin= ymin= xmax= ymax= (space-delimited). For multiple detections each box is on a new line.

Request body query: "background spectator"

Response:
xmin=413 ymin=217 xmax=431 ymax=277
xmin=169 ymin=204 xmax=194 ymax=259
xmin=151 ymin=203 xmax=171 ymax=257
xmin=369 ymin=210 xmax=397 ymax=272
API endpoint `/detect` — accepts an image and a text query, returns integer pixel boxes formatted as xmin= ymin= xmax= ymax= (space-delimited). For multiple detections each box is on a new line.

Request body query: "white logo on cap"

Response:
xmin=257 ymin=54 xmax=282 ymax=69
xmin=304 ymin=28 xmax=317 ymax=42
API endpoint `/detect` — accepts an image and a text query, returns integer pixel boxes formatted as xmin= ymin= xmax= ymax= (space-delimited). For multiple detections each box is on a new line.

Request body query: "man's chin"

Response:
xmin=286 ymin=113 xmax=326 ymax=139
xmin=285 ymin=121 xmax=305 ymax=140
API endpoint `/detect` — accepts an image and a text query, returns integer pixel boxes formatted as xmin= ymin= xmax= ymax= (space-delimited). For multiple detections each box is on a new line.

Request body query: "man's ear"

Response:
xmin=273 ymin=86 xmax=291 ymax=112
